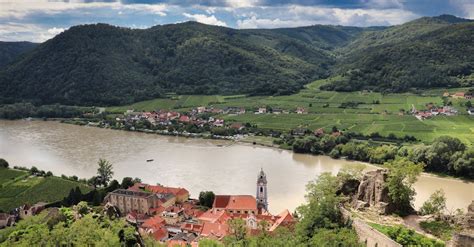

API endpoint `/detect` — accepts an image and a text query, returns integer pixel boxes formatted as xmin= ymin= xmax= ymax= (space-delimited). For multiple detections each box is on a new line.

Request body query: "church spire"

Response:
xmin=256 ymin=169 xmax=268 ymax=212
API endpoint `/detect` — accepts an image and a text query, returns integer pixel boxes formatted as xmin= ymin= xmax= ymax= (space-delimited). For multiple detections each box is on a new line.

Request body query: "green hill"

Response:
xmin=0 ymin=22 xmax=362 ymax=106
xmin=0 ymin=15 xmax=472 ymax=106
xmin=0 ymin=41 xmax=38 ymax=67
xmin=322 ymin=15 xmax=474 ymax=92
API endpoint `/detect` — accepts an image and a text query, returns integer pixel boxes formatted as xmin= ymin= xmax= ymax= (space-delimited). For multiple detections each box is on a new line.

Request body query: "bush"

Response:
xmin=420 ymin=220 xmax=454 ymax=241
xmin=0 ymin=158 xmax=9 ymax=168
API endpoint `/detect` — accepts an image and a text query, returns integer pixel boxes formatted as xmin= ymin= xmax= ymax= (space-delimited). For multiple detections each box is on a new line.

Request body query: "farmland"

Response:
xmin=106 ymin=80 xmax=473 ymax=145
xmin=0 ymin=168 xmax=92 ymax=212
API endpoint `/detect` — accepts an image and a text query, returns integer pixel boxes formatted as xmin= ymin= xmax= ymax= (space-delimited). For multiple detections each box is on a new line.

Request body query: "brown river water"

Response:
xmin=0 ymin=120 xmax=472 ymax=214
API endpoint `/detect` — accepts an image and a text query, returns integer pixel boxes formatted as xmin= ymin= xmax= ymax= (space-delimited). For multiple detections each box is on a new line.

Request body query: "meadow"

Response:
xmin=106 ymin=80 xmax=473 ymax=145
xmin=0 ymin=168 xmax=92 ymax=212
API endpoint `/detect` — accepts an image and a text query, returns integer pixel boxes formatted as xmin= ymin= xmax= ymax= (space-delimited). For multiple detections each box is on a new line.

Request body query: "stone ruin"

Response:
xmin=339 ymin=169 xmax=399 ymax=214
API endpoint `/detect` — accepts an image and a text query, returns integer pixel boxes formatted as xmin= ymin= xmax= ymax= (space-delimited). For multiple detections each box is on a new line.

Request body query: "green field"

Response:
xmin=0 ymin=168 xmax=92 ymax=212
xmin=106 ymin=80 xmax=473 ymax=145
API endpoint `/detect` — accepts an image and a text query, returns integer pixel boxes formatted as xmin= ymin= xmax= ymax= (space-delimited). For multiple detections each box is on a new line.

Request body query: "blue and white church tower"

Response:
xmin=256 ymin=168 xmax=268 ymax=212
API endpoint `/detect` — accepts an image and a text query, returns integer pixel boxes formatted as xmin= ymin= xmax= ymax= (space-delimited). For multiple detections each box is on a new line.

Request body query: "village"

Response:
xmin=103 ymin=169 xmax=295 ymax=246
xmin=405 ymin=91 xmax=473 ymax=120
xmin=0 ymin=169 xmax=296 ymax=246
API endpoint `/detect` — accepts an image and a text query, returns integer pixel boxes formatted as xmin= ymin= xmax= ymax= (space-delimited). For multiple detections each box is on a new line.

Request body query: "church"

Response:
xmin=211 ymin=168 xmax=269 ymax=215
xmin=199 ymin=169 xmax=295 ymax=237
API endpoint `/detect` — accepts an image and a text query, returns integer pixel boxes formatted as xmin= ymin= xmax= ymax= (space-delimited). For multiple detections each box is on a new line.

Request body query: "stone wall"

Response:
xmin=352 ymin=218 xmax=401 ymax=247
xmin=341 ymin=207 xmax=401 ymax=247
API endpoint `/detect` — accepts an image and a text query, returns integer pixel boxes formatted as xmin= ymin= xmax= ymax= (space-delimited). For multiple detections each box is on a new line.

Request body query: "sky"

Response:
xmin=1 ymin=0 xmax=473 ymax=42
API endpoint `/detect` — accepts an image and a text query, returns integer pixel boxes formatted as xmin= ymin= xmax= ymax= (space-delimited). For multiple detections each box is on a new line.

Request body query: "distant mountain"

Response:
xmin=0 ymin=22 xmax=364 ymax=105
xmin=0 ymin=41 xmax=38 ymax=67
xmin=322 ymin=15 xmax=474 ymax=92
xmin=0 ymin=15 xmax=472 ymax=106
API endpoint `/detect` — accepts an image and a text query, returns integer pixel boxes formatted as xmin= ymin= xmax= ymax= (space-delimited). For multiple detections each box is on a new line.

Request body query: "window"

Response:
xmin=260 ymin=187 xmax=263 ymax=193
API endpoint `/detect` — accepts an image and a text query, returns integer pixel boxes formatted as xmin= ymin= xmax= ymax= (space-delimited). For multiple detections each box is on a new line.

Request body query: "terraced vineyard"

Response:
xmin=0 ymin=168 xmax=92 ymax=212
xmin=106 ymin=80 xmax=473 ymax=144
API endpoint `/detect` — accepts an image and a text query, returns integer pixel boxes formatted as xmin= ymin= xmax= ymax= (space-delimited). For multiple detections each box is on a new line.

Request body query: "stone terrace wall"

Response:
xmin=352 ymin=218 xmax=401 ymax=247
xmin=340 ymin=207 xmax=401 ymax=247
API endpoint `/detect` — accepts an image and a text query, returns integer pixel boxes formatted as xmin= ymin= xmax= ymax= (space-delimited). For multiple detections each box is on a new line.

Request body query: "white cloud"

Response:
xmin=236 ymin=5 xmax=419 ymax=29
xmin=183 ymin=13 xmax=227 ymax=26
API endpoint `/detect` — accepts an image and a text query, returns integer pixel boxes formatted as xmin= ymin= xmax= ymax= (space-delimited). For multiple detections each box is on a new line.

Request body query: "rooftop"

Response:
xmin=213 ymin=195 xmax=257 ymax=211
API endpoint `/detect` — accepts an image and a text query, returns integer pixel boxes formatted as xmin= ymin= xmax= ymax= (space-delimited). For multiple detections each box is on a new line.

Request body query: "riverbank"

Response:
xmin=1 ymin=119 xmax=472 ymax=213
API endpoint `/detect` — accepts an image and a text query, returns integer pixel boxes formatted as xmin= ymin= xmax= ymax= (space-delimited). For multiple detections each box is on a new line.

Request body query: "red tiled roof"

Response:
xmin=152 ymin=227 xmax=168 ymax=241
xmin=213 ymin=195 xmax=257 ymax=211
xmin=269 ymin=209 xmax=295 ymax=231
xmin=130 ymin=183 xmax=189 ymax=197
xmin=198 ymin=209 xmax=230 ymax=224
xmin=200 ymin=222 xmax=229 ymax=239
xmin=141 ymin=215 xmax=165 ymax=230
xmin=181 ymin=223 xmax=203 ymax=233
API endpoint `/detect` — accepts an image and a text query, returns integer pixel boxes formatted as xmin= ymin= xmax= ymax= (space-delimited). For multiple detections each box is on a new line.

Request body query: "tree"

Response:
xmin=296 ymin=173 xmax=342 ymax=240
xmin=198 ymin=191 xmax=215 ymax=208
xmin=96 ymin=159 xmax=114 ymax=187
xmin=386 ymin=158 xmax=423 ymax=215
xmin=0 ymin=158 xmax=9 ymax=168
xmin=120 ymin=177 xmax=135 ymax=189
xmin=75 ymin=201 xmax=90 ymax=215
xmin=30 ymin=166 xmax=39 ymax=174
xmin=419 ymin=190 xmax=446 ymax=216
xmin=466 ymin=101 xmax=472 ymax=108
xmin=311 ymin=228 xmax=361 ymax=247
xmin=227 ymin=218 xmax=247 ymax=241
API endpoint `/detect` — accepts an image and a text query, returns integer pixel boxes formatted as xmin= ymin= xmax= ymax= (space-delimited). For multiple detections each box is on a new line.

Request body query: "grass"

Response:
xmin=369 ymin=222 xmax=444 ymax=246
xmin=0 ymin=168 xmax=27 ymax=185
xmin=0 ymin=170 xmax=92 ymax=212
xmin=105 ymin=80 xmax=474 ymax=145
xmin=419 ymin=220 xmax=456 ymax=241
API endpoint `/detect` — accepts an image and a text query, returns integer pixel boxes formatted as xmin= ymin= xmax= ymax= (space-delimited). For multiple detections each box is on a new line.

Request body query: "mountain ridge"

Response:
xmin=0 ymin=15 xmax=472 ymax=106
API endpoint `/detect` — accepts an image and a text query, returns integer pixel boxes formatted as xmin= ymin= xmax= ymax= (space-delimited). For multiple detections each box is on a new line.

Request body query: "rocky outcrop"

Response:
xmin=449 ymin=201 xmax=474 ymax=247
xmin=352 ymin=169 xmax=393 ymax=214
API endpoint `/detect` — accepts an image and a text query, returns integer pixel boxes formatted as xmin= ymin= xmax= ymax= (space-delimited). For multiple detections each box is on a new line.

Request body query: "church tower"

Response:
xmin=256 ymin=168 xmax=268 ymax=212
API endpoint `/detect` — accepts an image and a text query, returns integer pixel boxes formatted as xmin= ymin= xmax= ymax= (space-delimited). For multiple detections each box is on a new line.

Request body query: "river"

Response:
xmin=0 ymin=120 xmax=472 ymax=214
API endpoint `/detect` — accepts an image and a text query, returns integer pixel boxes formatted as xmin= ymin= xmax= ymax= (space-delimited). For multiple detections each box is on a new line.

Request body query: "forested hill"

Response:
xmin=0 ymin=15 xmax=473 ymax=106
xmin=0 ymin=41 xmax=38 ymax=67
xmin=0 ymin=22 xmax=364 ymax=106
xmin=322 ymin=15 xmax=474 ymax=92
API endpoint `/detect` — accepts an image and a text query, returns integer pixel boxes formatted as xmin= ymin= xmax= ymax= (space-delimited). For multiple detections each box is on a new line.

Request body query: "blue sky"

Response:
xmin=1 ymin=0 xmax=473 ymax=42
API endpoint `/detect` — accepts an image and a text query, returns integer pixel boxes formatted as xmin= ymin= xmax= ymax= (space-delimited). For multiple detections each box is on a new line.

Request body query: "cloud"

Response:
xmin=236 ymin=5 xmax=417 ymax=28
xmin=183 ymin=13 xmax=228 ymax=26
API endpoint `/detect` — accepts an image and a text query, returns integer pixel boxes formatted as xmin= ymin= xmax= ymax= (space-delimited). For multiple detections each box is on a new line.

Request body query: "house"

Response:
xmin=415 ymin=111 xmax=432 ymax=120
xmin=178 ymin=115 xmax=190 ymax=123
xmin=0 ymin=213 xmax=15 ymax=228
xmin=19 ymin=202 xmax=47 ymax=219
xmin=198 ymin=209 xmax=231 ymax=224
xmin=161 ymin=206 xmax=185 ymax=224
xmin=465 ymin=94 xmax=473 ymax=100
xmin=443 ymin=92 xmax=450 ymax=97
xmin=200 ymin=222 xmax=229 ymax=240
xmin=230 ymin=122 xmax=244 ymax=130
xmin=314 ymin=128 xmax=324 ymax=137
xmin=452 ymin=92 xmax=465 ymax=99
xmin=213 ymin=119 xmax=224 ymax=127
xmin=212 ymin=195 xmax=258 ymax=215
xmin=130 ymin=183 xmax=190 ymax=203
xmin=197 ymin=106 xmax=206 ymax=113
xmin=295 ymin=107 xmax=307 ymax=114
xmin=104 ymin=189 xmax=175 ymax=215
xmin=468 ymin=108 xmax=474 ymax=115
xmin=257 ymin=107 xmax=267 ymax=114
xmin=167 ymin=232 xmax=199 ymax=247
